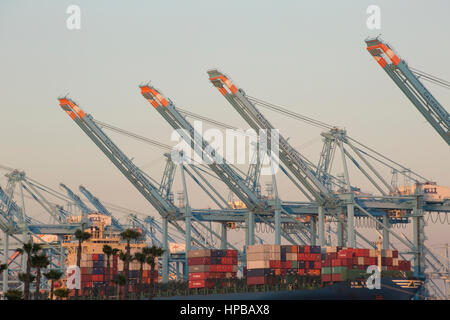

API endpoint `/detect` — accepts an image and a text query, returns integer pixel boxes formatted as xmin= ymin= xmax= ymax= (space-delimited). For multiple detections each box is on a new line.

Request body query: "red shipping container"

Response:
xmin=210 ymin=265 xmax=233 ymax=272
xmin=321 ymin=274 xmax=332 ymax=282
xmin=297 ymin=253 xmax=305 ymax=261
xmin=226 ymin=250 xmax=234 ymax=257
xmin=364 ymin=257 xmax=370 ymax=265
xmin=281 ymin=269 xmax=287 ymax=276
xmin=392 ymin=250 xmax=399 ymax=258
xmin=188 ymin=257 xmax=211 ymax=265
xmin=326 ymin=252 xmax=337 ymax=260
xmin=331 ymin=259 xmax=343 ymax=267
xmin=314 ymin=261 xmax=322 ymax=269
xmin=322 ymin=260 xmax=331 ymax=267
xmin=246 ymin=276 xmax=265 ymax=285
xmin=291 ymin=245 xmax=298 ymax=253
xmin=189 ymin=280 xmax=215 ymax=289
xmin=331 ymin=273 xmax=342 ymax=282
xmin=353 ymin=257 xmax=359 ymax=265
xmin=92 ymin=254 xmax=98 ymax=261
xmin=383 ymin=257 xmax=393 ymax=266
xmin=285 ymin=261 xmax=292 ymax=269
xmin=188 ymin=272 xmax=210 ymax=280
xmin=269 ymin=260 xmax=281 ymax=268
xmin=297 ymin=269 xmax=305 ymax=276
xmin=369 ymin=257 xmax=376 ymax=265
xmin=304 ymin=245 xmax=310 ymax=254
xmin=338 ymin=251 xmax=353 ymax=259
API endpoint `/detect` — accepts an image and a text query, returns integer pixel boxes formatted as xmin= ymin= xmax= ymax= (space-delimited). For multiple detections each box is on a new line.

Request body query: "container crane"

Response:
xmin=207 ymin=69 xmax=336 ymax=246
xmin=139 ymin=84 xmax=312 ymax=246
xmin=207 ymin=70 xmax=331 ymax=204
xmin=140 ymin=85 xmax=263 ymax=212
xmin=365 ymin=37 xmax=450 ymax=146
xmin=60 ymin=183 xmax=91 ymax=218
xmin=78 ymin=185 xmax=124 ymax=231
xmin=57 ymin=97 xmax=238 ymax=281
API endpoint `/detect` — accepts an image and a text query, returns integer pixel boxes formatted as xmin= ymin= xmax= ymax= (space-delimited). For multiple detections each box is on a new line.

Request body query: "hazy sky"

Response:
xmin=0 ymin=1 xmax=449 ymax=248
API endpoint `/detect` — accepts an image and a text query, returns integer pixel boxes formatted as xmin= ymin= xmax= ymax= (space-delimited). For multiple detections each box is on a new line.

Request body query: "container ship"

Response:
xmin=156 ymin=244 xmax=423 ymax=300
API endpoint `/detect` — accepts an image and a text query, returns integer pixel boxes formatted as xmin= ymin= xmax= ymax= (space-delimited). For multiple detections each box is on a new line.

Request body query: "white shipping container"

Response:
xmin=286 ymin=253 xmax=297 ymax=261
xmin=187 ymin=249 xmax=211 ymax=258
xmin=246 ymin=245 xmax=265 ymax=254
xmin=247 ymin=260 xmax=270 ymax=269
xmin=247 ymin=252 xmax=271 ymax=261
xmin=358 ymin=257 xmax=364 ymax=265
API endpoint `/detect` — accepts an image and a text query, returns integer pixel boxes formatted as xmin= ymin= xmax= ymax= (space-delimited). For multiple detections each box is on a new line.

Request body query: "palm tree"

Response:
xmin=134 ymin=252 xmax=146 ymax=298
xmin=5 ymin=289 xmax=22 ymax=300
xmin=119 ymin=229 xmax=141 ymax=299
xmin=31 ymin=254 xmax=50 ymax=300
xmin=16 ymin=242 xmax=42 ymax=300
xmin=18 ymin=272 xmax=36 ymax=297
xmin=44 ymin=270 xmax=63 ymax=300
xmin=74 ymin=229 xmax=91 ymax=298
xmin=118 ymin=251 xmax=134 ymax=299
xmin=112 ymin=274 xmax=126 ymax=300
xmin=103 ymin=245 xmax=113 ymax=283
xmin=103 ymin=245 xmax=119 ymax=299
xmin=54 ymin=288 xmax=70 ymax=300
xmin=144 ymin=246 xmax=165 ymax=298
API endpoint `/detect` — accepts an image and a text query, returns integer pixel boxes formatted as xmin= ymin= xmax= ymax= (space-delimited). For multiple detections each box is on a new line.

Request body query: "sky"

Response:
xmin=0 ymin=1 xmax=449 ymax=254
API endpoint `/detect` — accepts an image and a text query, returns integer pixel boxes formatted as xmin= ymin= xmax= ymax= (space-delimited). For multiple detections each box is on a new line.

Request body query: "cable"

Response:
xmin=248 ymin=96 xmax=334 ymax=130
xmin=178 ymin=108 xmax=237 ymax=130
xmin=410 ymin=67 xmax=450 ymax=90
xmin=94 ymin=119 xmax=172 ymax=151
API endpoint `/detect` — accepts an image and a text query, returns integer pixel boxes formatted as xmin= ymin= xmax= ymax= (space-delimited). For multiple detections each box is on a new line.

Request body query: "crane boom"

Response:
xmin=60 ymin=183 xmax=91 ymax=215
xmin=58 ymin=98 xmax=178 ymax=217
xmin=139 ymin=85 xmax=265 ymax=211
xmin=58 ymin=98 xmax=216 ymax=249
xmin=207 ymin=70 xmax=331 ymax=204
xmin=78 ymin=185 xmax=124 ymax=231
xmin=366 ymin=38 xmax=450 ymax=145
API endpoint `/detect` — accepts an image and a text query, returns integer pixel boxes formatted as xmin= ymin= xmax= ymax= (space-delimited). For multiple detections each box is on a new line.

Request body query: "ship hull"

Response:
xmin=155 ymin=278 xmax=422 ymax=300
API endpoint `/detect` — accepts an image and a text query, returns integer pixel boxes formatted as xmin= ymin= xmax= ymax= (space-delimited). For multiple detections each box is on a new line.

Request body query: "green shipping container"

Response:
xmin=332 ymin=266 xmax=347 ymax=274
xmin=291 ymin=261 xmax=298 ymax=268
xmin=347 ymin=269 xmax=366 ymax=280
xmin=321 ymin=267 xmax=332 ymax=275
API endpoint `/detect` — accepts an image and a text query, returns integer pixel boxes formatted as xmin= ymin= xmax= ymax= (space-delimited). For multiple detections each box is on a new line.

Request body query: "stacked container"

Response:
xmin=71 ymin=250 xmax=159 ymax=297
xmin=246 ymin=245 xmax=322 ymax=286
xmin=321 ymin=247 xmax=411 ymax=283
xmin=187 ymin=249 xmax=238 ymax=289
